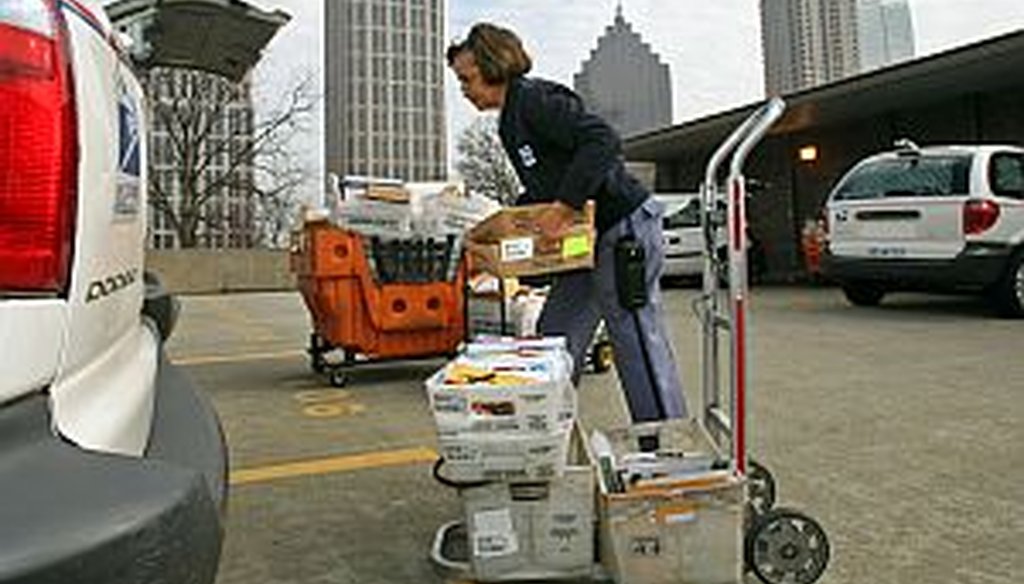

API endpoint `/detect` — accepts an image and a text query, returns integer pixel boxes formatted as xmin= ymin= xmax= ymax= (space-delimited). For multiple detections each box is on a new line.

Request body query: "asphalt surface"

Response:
xmin=167 ymin=286 xmax=1023 ymax=584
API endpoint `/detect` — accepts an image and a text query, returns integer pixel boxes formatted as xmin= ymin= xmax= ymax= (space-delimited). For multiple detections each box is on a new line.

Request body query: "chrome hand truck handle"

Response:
xmin=699 ymin=97 xmax=785 ymax=477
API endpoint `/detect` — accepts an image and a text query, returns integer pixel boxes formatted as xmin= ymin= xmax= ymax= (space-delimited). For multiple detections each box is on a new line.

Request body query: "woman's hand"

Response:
xmin=534 ymin=201 xmax=576 ymax=241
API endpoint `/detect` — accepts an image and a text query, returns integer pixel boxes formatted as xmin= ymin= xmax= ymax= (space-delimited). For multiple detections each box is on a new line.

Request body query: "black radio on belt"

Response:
xmin=615 ymin=235 xmax=648 ymax=310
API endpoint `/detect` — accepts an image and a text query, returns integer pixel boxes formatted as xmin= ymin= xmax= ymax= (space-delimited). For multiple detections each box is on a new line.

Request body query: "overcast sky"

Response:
xmin=250 ymin=0 xmax=1024 ymax=189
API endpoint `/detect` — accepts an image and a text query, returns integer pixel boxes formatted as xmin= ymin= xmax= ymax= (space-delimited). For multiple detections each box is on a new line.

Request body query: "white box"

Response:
xmin=467 ymin=294 xmax=514 ymax=337
xmin=332 ymin=197 xmax=414 ymax=236
xmin=428 ymin=339 xmax=577 ymax=482
xmin=463 ymin=335 xmax=567 ymax=356
xmin=462 ymin=425 xmax=596 ymax=582
xmin=437 ymin=420 xmax=573 ymax=482
xmin=426 ymin=352 xmax=575 ymax=437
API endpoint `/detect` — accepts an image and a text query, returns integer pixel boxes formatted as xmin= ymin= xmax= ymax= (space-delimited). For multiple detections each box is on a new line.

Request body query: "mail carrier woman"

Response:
xmin=448 ymin=23 xmax=686 ymax=427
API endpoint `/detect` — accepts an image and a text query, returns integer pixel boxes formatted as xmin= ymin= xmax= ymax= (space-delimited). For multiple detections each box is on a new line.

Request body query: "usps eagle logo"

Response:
xmin=115 ymin=78 xmax=141 ymax=217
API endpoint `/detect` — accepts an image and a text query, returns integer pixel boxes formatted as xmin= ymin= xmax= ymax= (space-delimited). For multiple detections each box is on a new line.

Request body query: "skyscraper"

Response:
xmin=858 ymin=0 xmax=915 ymax=72
xmin=573 ymin=5 xmax=671 ymax=137
xmin=145 ymin=68 xmax=258 ymax=249
xmin=761 ymin=0 xmax=860 ymax=95
xmin=325 ymin=0 xmax=447 ymax=184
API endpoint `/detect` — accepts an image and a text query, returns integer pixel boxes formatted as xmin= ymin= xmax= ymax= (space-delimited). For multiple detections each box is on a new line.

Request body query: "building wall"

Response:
xmin=325 ymin=0 xmax=447 ymax=186
xmin=145 ymin=68 xmax=257 ymax=250
xmin=146 ymin=249 xmax=292 ymax=294
xmin=573 ymin=11 xmax=672 ymax=138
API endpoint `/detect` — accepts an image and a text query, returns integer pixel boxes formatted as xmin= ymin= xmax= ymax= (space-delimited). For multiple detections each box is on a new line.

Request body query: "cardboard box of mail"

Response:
xmin=594 ymin=420 xmax=744 ymax=584
xmin=462 ymin=422 xmax=595 ymax=581
xmin=466 ymin=201 xmax=595 ymax=278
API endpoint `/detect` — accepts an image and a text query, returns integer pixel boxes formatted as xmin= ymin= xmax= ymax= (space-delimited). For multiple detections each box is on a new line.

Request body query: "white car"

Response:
xmin=657 ymin=193 xmax=704 ymax=280
xmin=657 ymin=192 xmax=766 ymax=284
xmin=0 ymin=0 xmax=284 ymax=581
xmin=822 ymin=141 xmax=1024 ymax=317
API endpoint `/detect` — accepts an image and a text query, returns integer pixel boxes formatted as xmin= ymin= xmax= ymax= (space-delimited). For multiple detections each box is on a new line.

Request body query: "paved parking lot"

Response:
xmin=167 ymin=286 xmax=1023 ymax=584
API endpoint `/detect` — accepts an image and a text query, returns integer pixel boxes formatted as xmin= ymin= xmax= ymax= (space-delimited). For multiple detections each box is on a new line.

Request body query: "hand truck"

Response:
xmin=429 ymin=98 xmax=830 ymax=584
xmin=698 ymin=96 xmax=831 ymax=584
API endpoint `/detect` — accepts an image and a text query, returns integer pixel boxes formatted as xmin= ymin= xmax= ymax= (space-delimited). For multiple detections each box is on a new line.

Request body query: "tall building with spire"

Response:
xmin=858 ymin=0 xmax=915 ymax=72
xmin=324 ymin=0 xmax=447 ymax=183
xmin=761 ymin=0 xmax=860 ymax=95
xmin=573 ymin=4 xmax=671 ymax=138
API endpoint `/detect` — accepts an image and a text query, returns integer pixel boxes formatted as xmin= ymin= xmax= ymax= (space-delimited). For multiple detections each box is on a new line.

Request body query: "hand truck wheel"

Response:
xmin=308 ymin=333 xmax=327 ymax=373
xmin=745 ymin=507 xmax=830 ymax=584
xmin=747 ymin=459 xmax=777 ymax=516
xmin=311 ymin=353 xmax=326 ymax=374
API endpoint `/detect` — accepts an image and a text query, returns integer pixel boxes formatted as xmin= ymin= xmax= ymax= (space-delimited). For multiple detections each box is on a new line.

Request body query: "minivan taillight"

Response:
xmin=0 ymin=0 xmax=78 ymax=294
xmin=963 ymin=199 xmax=1000 ymax=236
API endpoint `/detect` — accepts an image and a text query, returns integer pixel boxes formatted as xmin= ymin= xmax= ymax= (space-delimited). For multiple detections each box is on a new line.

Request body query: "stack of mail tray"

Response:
xmin=425 ymin=337 xmax=576 ymax=482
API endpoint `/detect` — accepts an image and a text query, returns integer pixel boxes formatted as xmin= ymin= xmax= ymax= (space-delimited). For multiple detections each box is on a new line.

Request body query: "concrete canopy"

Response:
xmin=624 ymin=30 xmax=1024 ymax=163
xmin=105 ymin=0 xmax=290 ymax=82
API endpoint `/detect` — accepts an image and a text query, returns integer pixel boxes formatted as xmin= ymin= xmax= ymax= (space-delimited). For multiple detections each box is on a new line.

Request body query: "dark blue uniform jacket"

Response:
xmin=497 ymin=76 xmax=648 ymax=235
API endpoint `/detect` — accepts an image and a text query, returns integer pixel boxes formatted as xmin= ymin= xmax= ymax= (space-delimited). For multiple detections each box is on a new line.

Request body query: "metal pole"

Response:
xmin=725 ymin=97 xmax=785 ymax=476
xmin=699 ymin=97 xmax=786 ymax=458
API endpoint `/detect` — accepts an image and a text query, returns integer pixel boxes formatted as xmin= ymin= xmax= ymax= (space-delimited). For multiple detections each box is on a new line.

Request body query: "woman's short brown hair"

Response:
xmin=446 ymin=23 xmax=532 ymax=84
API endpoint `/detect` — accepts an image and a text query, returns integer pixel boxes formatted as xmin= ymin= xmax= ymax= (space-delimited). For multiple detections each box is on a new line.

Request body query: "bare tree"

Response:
xmin=249 ymin=72 xmax=320 ymax=249
xmin=144 ymin=67 xmax=317 ymax=248
xmin=454 ymin=117 xmax=521 ymax=205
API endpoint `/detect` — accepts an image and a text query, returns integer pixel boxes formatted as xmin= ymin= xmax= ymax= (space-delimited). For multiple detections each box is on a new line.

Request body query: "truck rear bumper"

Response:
xmin=0 ymin=352 xmax=227 ymax=584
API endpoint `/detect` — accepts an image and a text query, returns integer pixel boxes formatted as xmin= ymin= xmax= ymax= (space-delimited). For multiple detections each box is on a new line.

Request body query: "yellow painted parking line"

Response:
xmin=230 ymin=446 xmax=438 ymax=486
xmin=171 ymin=349 xmax=304 ymax=366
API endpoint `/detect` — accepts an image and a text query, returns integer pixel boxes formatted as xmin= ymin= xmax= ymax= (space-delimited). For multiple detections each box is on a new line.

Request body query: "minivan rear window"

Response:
xmin=832 ymin=155 xmax=971 ymax=201
xmin=664 ymin=198 xmax=701 ymax=229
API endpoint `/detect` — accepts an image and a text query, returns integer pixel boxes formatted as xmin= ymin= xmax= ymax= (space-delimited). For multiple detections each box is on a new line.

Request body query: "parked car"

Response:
xmin=656 ymin=192 xmax=766 ymax=284
xmin=0 ymin=0 xmax=284 ymax=582
xmin=657 ymin=193 xmax=704 ymax=280
xmin=821 ymin=140 xmax=1024 ymax=317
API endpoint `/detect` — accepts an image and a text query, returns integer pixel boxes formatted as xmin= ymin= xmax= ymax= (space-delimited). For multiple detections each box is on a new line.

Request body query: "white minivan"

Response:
xmin=0 ymin=0 xmax=285 ymax=581
xmin=822 ymin=141 xmax=1024 ymax=317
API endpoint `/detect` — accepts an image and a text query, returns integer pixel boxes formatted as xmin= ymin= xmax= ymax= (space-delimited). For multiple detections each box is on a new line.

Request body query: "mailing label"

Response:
xmin=500 ymin=237 xmax=534 ymax=262
xmin=441 ymin=443 xmax=478 ymax=462
xmin=562 ymin=234 xmax=590 ymax=258
xmin=663 ymin=511 xmax=697 ymax=524
xmin=656 ymin=502 xmax=698 ymax=525
xmin=432 ymin=392 xmax=467 ymax=413
xmin=473 ymin=508 xmax=519 ymax=557
xmin=525 ymin=414 xmax=549 ymax=431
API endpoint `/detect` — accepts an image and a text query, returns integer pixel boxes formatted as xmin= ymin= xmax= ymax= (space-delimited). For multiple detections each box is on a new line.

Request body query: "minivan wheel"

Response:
xmin=993 ymin=251 xmax=1024 ymax=318
xmin=841 ymin=282 xmax=885 ymax=306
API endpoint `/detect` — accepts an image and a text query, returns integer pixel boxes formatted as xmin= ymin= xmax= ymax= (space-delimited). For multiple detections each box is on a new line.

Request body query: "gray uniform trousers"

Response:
xmin=538 ymin=197 xmax=688 ymax=422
